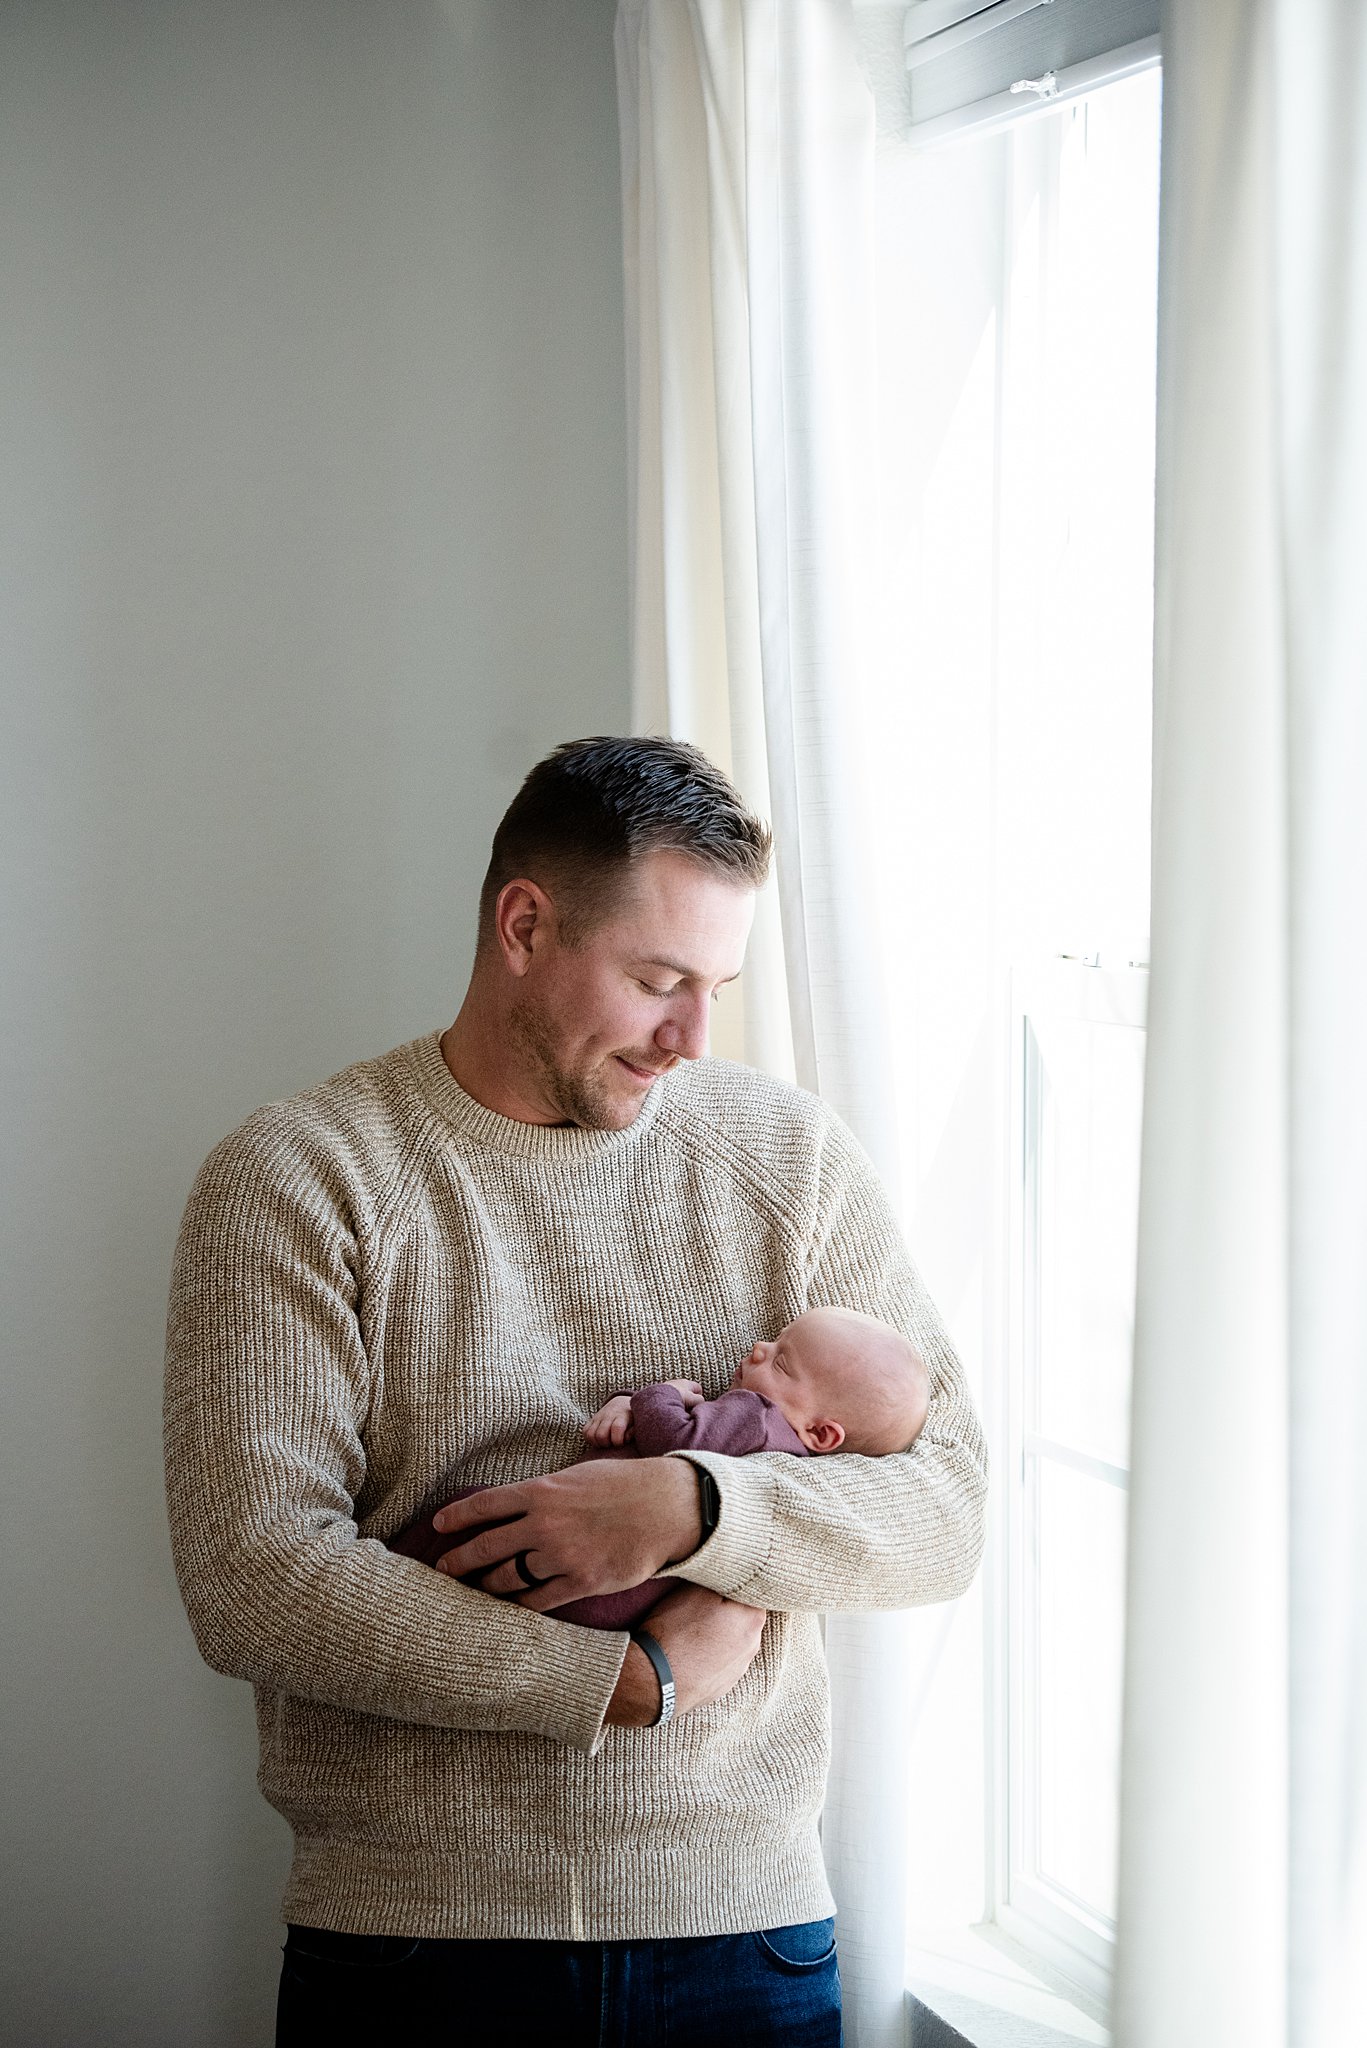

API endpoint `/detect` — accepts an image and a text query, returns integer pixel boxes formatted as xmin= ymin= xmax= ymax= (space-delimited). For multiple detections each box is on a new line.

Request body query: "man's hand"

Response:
xmin=583 ymin=1394 xmax=636 ymax=1447
xmin=605 ymin=1585 xmax=768 ymax=1726
xmin=430 ymin=1458 xmax=704 ymax=1611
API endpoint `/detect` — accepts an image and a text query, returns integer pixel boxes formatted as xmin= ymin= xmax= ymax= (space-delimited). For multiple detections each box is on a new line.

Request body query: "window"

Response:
xmin=862 ymin=37 xmax=1161 ymax=2017
xmin=1005 ymin=958 xmax=1146 ymax=1997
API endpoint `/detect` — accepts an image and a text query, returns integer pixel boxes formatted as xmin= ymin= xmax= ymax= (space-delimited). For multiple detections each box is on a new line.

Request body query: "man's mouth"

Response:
xmin=616 ymin=1056 xmax=670 ymax=1084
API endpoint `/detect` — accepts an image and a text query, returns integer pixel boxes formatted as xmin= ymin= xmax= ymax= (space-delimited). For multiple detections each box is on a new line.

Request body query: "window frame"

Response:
xmin=984 ymin=958 xmax=1147 ymax=2009
xmin=871 ymin=32 xmax=1163 ymax=2019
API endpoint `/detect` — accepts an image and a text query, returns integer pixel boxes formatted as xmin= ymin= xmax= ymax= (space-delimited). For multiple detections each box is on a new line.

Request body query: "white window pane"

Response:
xmin=1035 ymin=1459 xmax=1127 ymax=1919
xmin=1031 ymin=1010 xmax=1145 ymax=1469
xmin=995 ymin=69 xmax=1160 ymax=969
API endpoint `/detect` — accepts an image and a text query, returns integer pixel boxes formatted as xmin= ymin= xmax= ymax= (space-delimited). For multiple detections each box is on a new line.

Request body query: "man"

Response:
xmin=164 ymin=735 xmax=987 ymax=2047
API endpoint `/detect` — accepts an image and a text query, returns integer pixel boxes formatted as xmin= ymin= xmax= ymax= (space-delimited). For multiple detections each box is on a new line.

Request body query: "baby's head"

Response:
xmin=731 ymin=1306 xmax=930 ymax=1456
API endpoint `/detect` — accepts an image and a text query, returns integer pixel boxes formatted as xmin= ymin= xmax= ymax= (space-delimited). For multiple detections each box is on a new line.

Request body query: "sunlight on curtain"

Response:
xmin=1115 ymin=2 xmax=1367 ymax=2041
xmin=616 ymin=0 xmax=898 ymax=1153
xmin=615 ymin=0 xmax=792 ymax=1081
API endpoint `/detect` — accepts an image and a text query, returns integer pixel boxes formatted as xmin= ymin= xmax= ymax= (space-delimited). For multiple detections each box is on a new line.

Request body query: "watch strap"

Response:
xmin=629 ymin=1628 xmax=676 ymax=1727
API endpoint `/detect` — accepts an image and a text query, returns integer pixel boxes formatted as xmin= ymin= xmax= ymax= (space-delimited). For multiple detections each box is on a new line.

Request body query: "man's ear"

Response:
xmin=802 ymin=1418 xmax=845 ymax=1454
xmin=494 ymin=879 xmax=553 ymax=977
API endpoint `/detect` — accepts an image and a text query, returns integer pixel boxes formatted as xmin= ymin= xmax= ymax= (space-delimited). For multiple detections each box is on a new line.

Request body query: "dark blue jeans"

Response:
xmin=276 ymin=1918 xmax=842 ymax=2046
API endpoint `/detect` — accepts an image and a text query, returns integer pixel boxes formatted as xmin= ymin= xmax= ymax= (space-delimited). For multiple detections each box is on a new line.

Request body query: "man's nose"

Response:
xmin=655 ymin=994 xmax=711 ymax=1061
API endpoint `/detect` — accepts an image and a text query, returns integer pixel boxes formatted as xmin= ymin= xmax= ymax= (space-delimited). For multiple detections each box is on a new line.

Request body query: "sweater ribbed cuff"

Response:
xmin=657 ymin=1450 xmax=778 ymax=1602
xmin=508 ymin=1610 xmax=633 ymax=1756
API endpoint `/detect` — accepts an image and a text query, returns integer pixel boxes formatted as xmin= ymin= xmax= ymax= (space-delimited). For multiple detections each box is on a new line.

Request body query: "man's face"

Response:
xmin=508 ymin=849 xmax=756 ymax=1130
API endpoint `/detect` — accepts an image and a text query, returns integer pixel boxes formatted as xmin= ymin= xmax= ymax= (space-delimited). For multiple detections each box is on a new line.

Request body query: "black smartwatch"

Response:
xmin=691 ymin=1462 xmax=722 ymax=1543
xmin=664 ymin=1461 xmax=722 ymax=1566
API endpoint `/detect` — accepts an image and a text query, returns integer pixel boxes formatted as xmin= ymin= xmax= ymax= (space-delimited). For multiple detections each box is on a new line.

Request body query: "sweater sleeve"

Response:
xmin=659 ymin=1109 xmax=988 ymax=1612
xmin=163 ymin=1118 xmax=628 ymax=1754
xmin=630 ymin=1385 xmax=801 ymax=1457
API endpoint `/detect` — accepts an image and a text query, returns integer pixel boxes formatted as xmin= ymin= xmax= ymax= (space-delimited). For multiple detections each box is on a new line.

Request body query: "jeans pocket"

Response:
xmin=283 ymin=1925 xmax=422 ymax=1970
xmin=753 ymin=1918 xmax=839 ymax=1974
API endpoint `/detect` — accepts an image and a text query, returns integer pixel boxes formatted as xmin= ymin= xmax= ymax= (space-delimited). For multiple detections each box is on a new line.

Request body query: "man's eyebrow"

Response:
xmin=637 ymin=956 xmax=742 ymax=984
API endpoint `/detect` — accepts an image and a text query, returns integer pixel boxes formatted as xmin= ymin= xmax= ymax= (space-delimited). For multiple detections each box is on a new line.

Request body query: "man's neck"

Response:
xmin=439 ymin=1002 xmax=561 ymax=1127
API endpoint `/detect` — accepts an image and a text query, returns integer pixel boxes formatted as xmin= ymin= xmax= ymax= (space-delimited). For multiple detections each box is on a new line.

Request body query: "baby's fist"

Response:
xmin=584 ymin=1394 xmax=635 ymax=1447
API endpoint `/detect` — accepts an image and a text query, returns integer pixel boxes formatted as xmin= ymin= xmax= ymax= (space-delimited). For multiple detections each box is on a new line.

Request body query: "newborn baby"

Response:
xmin=585 ymin=1304 xmax=929 ymax=1459
xmin=387 ymin=1304 xmax=930 ymax=1630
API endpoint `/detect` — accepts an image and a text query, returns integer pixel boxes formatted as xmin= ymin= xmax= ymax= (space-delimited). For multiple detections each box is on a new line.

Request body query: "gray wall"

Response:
xmin=0 ymin=4 xmax=628 ymax=2041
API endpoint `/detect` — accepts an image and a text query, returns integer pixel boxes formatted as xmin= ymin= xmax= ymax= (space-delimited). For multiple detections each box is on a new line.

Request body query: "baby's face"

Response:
xmin=730 ymin=1305 xmax=929 ymax=1456
xmin=730 ymin=1312 xmax=847 ymax=1444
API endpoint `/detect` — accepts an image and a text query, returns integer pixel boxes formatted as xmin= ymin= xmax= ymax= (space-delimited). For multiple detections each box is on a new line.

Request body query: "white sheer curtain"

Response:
xmin=1115 ymin=2 xmax=1367 ymax=2042
xmin=616 ymin=5 xmax=913 ymax=2043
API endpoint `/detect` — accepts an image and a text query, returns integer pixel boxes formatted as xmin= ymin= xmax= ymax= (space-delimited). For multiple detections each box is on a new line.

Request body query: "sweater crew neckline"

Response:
xmin=406 ymin=1031 xmax=669 ymax=1161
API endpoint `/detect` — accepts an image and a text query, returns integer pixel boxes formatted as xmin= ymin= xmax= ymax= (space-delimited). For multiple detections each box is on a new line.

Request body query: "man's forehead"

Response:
xmin=603 ymin=852 xmax=755 ymax=962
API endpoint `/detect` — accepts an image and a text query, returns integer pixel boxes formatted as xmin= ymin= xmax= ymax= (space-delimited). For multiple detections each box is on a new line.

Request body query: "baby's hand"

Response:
xmin=662 ymin=1379 xmax=706 ymax=1410
xmin=584 ymin=1394 xmax=635 ymax=1447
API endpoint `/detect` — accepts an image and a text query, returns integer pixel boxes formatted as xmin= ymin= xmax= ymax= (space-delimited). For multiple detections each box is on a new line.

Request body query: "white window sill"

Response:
xmin=907 ymin=1924 xmax=1109 ymax=2048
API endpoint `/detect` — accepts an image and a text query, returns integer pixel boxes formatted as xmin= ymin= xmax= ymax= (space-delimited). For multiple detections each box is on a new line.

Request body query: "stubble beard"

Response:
xmin=507 ymin=990 xmax=638 ymax=1132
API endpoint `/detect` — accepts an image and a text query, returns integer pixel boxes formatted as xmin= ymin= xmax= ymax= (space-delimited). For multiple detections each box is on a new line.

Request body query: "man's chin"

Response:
xmin=550 ymin=1063 xmax=655 ymax=1133
xmin=597 ymin=1101 xmax=646 ymax=1131
xmin=597 ymin=1065 xmax=661 ymax=1127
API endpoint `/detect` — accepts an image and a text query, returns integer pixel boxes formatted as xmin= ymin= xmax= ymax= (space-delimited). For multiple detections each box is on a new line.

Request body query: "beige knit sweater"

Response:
xmin=164 ymin=1033 xmax=987 ymax=1941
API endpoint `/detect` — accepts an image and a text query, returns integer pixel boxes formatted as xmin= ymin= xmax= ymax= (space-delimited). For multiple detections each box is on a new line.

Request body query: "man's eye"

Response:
xmin=637 ymin=980 xmax=672 ymax=997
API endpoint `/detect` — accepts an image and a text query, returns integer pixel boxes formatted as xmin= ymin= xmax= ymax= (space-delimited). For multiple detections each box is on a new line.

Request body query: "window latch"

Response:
xmin=1010 ymin=71 xmax=1059 ymax=98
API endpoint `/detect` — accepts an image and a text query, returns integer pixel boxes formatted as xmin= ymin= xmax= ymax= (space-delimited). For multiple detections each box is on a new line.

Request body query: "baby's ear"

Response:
xmin=804 ymin=1418 xmax=845 ymax=1454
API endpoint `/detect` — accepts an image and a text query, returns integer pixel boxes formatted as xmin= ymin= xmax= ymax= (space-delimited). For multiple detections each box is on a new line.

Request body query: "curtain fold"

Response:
xmin=1277 ymin=9 xmax=1367 ymax=2035
xmin=616 ymin=0 xmax=904 ymax=1180
xmin=1115 ymin=2 xmax=1367 ymax=2041
xmin=616 ymin=0 xmax=793 ymax=1084
xmin=616 ymin=5 xmax=911 ymax=2042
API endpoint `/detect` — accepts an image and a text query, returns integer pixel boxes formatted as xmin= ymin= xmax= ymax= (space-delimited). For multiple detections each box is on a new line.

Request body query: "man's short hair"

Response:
xmin=478 ymin=735 xmax=772 ymax=948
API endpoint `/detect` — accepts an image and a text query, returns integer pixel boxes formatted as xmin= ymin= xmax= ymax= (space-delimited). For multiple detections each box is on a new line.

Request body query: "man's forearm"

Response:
xmin=174 ymin=1518 xmax=630 ymax=1751
xmin=603 ymin=1584 xmax=769 ymax=1724
xmin=657 ymin=1438 xmax=988 ymax=1613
